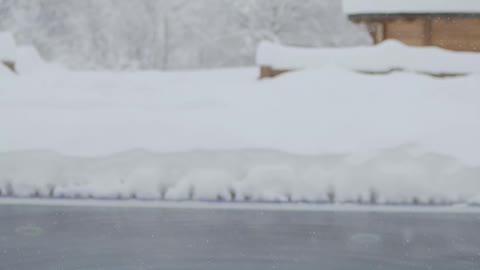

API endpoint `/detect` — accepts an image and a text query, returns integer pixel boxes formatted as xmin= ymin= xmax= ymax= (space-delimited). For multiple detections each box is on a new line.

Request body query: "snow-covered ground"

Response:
xmin=1 ymin=33 xmax=480 ymax=204
xmin=1 ymin=62 xmax=480 ymax=204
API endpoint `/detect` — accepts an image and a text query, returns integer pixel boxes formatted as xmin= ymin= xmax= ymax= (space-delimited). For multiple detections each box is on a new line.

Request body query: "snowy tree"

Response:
xmin=0 ymin=0 xmax=371 ymax=70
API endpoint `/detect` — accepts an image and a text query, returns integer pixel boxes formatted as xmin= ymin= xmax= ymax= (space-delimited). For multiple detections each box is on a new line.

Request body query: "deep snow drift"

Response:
xmin=1 ymin=64 xmax=480 ymax=203
xmin=257 ymin=40 xmax=480 ymax=75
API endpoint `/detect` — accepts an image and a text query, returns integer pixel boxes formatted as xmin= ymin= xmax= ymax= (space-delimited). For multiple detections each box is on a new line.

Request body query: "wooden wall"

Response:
xmin=384 ymin=19 xmax=427 ymax=46
xmin=363 ymin=16 xmax=480 ymax=52
xmin=431 ymin=18 xmax=480 ymax=51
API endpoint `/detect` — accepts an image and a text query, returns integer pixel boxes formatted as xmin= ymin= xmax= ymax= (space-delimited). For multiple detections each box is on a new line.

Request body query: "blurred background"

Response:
xmin=0 ymin=0 xmax=371 ymax=70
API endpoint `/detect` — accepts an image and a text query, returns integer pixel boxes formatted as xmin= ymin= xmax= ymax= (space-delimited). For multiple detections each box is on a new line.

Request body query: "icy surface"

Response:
xmin=257 ymin=40 xmax=480 ymax=74
xmin=1 ymin=67 xmax=480 ymax=203
xmin=2 ymin=204 xmax=480 ymax=270
xmin=343 ymin=0 xmax=480 ymax=15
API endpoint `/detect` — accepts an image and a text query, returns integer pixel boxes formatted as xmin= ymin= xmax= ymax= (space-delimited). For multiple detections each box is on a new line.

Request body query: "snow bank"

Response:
xmin=0 ymin=32 xmax=64 ymax=75
xmin=0 ymin=32 xmax=16 ymax=63
xmin=0 ymin=148 xmax=479 ymax=204
xmin=342 ymin=0 xmax=480 ymax=15
xmin=1 ymin=67 xmax=480 ymax=204
xmin=256 ymin=40 xmax=480 ymax=75
xmin=15 ymin=46 xmax=65 ymax=75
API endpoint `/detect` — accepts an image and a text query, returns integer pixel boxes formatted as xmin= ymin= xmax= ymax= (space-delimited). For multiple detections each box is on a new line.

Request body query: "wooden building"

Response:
xmin=258 ymin=1 xmax=480 ymax=79
xmin=343 ymin=0 xmax=480 ymax=51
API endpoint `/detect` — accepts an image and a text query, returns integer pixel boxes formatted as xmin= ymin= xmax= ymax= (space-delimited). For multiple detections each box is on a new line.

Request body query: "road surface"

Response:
xmin=1 ymin=204 xmax=480 ymax=270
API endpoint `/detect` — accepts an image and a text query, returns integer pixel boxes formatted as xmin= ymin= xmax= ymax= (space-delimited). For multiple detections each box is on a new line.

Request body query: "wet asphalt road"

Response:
xmin=1 ymin=204 xmax=480 ymax=270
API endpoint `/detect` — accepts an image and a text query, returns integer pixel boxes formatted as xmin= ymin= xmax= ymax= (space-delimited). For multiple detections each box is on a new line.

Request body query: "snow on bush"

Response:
xmin=257 ymin=40 xmax=480 ymax=74
xmin=1 ymin=67 xmax=480 ymax=204
xmin=165 ymin=169 xmax=235 ymax=201
xmin=0 ymin=148 xmax=479 ymax=204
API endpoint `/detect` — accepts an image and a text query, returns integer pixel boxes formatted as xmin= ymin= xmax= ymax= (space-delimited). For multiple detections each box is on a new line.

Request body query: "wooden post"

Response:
xmin=367 ymin=21 xmax=385 ymax=44
xmin=259 ymin=66 xmax=290 ymax=79
xmin=260 ymin=66 xmax=272 ymax=79
xmin=2 ymin=61 xmax=16 ymax=73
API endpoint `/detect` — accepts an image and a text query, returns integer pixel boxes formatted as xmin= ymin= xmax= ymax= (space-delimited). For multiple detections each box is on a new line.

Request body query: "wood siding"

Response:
xmin=431 ymin=18 xmax=480 ymax=51
xmin=363 ymin=17 xmax=480 ymax=52
xmin=261 ymin=16 xmax=480 ymax=79
xmin=384 ymin=19 xmax=427 ymax=46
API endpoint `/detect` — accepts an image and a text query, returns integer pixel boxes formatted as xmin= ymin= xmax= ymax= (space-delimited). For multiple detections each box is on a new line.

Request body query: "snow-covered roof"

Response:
xmin=256 ymin=40 xmax=480 ymax=75
xmin=343 ymin=0 xmax=480 ymax=15
xmin=0 ymin=32 xmax=16 ymax=62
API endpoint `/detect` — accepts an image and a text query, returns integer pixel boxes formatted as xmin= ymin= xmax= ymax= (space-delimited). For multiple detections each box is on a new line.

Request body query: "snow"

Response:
xmin=0 ymin=32 xmax=16 ymax=63
xmin=1 ymin=64 xmax=480 ymax=203
xmin=15 ymin=46 xmax=65 ymax=75
xmin=256 ymin=40 xmax=480 ymax=75
xmin=1 ymin=198 xmax=480 ymax=213
xmin=0 ymin=32 xmax=64 ymax=75
xmin=342 ymin=0 xmax=480 ymax=15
